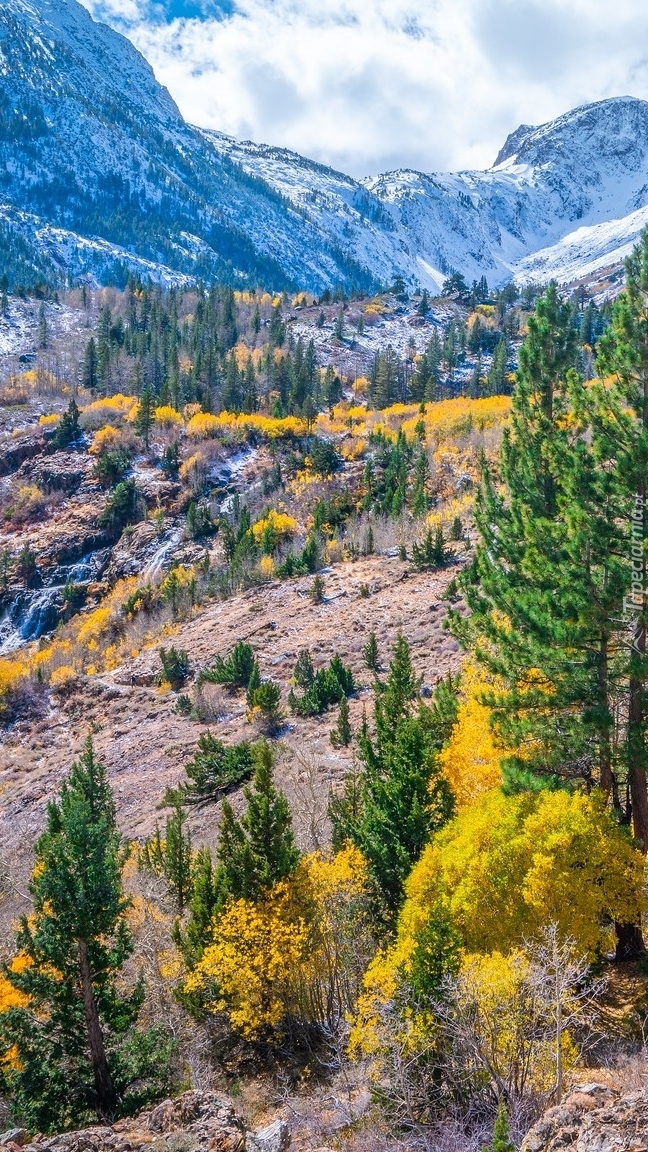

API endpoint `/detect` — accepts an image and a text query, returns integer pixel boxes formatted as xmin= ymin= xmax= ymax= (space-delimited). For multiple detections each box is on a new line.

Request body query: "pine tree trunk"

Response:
xmin=628 ymin=669 xmax=648 ymax=850
xmin=628 ymin=442 xmax=648 ymax=853
xmin=78 ymin=940 xmax=117 ymax=1118
xmin=598 ymin=634 xmax=614 ymax=797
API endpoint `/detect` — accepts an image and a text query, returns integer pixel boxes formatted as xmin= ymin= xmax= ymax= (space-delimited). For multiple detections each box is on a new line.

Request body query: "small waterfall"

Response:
xmin=216 ymin=446 xmax=259 ymax=514
xmin=0 ymin=588 xmax=62 ymax=654
xmin=144 ymin=528 xmax=184 ymax=581
xmin=0 ymin=547 xmax=110 ymax=655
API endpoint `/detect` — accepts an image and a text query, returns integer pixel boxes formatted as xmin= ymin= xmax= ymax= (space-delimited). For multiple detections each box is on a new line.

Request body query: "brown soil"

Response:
xmin=0 ymin=552 xmax=461 ymax=930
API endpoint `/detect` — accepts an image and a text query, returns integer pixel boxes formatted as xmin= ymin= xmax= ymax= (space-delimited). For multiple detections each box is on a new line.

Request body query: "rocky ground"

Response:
xmin=0 ymin=547 xmax=462 ymax=935
xmin=522 ymin=1080 xmax=648 ymax=1152
xmin=4 ymin=1077 xmax=648 ymax=1152
xmin=0 ymin=1092 xmax=284 ymax=1152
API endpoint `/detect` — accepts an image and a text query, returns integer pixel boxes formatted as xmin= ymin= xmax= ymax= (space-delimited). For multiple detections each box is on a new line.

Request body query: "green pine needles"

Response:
xmin=0 ymin=737 xmax=175 ymax=1131
xmin=449 ymin=245 xmax=648 ymax=955
xmin=331 ymin=634 xmax=456 ymax=920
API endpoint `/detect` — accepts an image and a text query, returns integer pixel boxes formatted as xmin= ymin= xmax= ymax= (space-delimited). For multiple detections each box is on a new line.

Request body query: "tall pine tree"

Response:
xmin=331 ymin=636 xmax=455 ymax=921
xmin=0 ymin=737 xmax=174 ymax=1130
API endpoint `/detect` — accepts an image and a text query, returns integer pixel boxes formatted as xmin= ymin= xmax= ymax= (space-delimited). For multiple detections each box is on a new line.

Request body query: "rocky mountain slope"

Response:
xmin=3 ymin=0 xmax=648 ymax=293
xmin=208 ymin=97 xmax=648 ymax=292
xmin=0 ymin=0 xmax=378 ymax=293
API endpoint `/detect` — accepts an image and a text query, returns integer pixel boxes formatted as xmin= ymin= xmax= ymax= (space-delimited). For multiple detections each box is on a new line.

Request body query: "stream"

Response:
xmin=0 ymin=549 xmax=110 ymax=655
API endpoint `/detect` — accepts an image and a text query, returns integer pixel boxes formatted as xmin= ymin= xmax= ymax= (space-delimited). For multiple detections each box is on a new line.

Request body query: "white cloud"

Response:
xmin=82 ymin=0 xmax=648 ymax=177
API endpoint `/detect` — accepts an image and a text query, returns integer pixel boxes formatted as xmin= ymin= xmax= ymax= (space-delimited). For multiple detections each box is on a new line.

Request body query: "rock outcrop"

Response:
xmin=522 ymin=1082 xmax=648 ymax=1152
xmin=0 ymin=1092 xmax=286 ymax=1152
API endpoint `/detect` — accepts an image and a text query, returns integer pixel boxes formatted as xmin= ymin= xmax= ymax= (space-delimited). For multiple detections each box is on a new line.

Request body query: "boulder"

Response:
xmin=0 ymin=433 xmax=46 ymax=477
xmin=0 ymin=1132 xmax=30 ymax=1147
xmin=245 ymin=1120 xmax=290 ymax=1152
xmin=24 ymin=1093 xmax=246 ymax=1152
xmin=522 ymin=1083 xmax=648 ymax=1152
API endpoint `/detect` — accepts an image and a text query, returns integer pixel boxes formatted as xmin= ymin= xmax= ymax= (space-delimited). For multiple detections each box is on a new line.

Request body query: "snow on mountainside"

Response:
xmin=207 ymin=98 xmax=648 ymax=291
xmin=0 ymin=0 xmax=381 ymax=292
xmin=2 ymin=0 xmax=648 ymax=292
xmin=514 ymin=204 xmax=648 ymax=289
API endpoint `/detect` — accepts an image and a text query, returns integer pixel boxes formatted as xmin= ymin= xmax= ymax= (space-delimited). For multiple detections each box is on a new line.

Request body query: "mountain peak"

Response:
xmin=493 ymin=123 xmax=537 ymax=168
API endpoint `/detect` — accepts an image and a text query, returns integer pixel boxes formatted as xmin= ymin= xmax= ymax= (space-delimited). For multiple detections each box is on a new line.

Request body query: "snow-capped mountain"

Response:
xmin=2 ymin=0 xmax=648 ymax=292
xmin=0 ymin=0 xmax=380 ymax=292
xmin=207 ymin=98 xmax=648 ymax=291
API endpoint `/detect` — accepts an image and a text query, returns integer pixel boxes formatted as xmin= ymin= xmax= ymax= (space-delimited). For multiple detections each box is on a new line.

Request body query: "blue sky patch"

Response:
xmin=156 ymin=0 xmax=235 ymax=20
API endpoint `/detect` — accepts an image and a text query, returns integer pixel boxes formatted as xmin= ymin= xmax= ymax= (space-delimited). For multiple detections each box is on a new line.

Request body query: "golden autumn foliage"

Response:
xmin=452 ymin=949 xmax=577 ymax=1095
xmin=251 ymin=509 xmax=298 ymax=542
xmin=88 ymin=424 xmax=129 ymax=456
xmin=351 ymin=789 xmax=643 ymax=1065
xmin=0 ymin=954 xmax=31 ymax=1072
xmin=154 ymin=405 xmax=183 ymax=429
xmin=315 ymin=396 xmax=509 ymax=452
xmin=82 ymin=393 xmax=137 ymax=424
xmin=438 ymin=661 xmax=506 ymax=806
xmin=351 ymin=944 xmax=577 ymax=1098
xmin=396 ymin=789 xmax=645 ymax=962
xmin=186 ymin=847 xmax=370 ymax=1041
xmin=258 ymin=555 xmax=275 ymax=578
xmin=186 ymin=411 xmax=308 ymax=441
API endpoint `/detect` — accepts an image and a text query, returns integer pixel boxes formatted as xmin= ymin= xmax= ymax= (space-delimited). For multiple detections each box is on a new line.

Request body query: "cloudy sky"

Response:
xmin=82 ymin=0 xmax=648 ymax=177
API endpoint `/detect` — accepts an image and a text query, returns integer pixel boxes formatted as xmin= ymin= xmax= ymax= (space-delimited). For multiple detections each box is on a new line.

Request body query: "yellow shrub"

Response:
xmin=89 ymin=424 xmax=123 ymax=456
xmin=186 ymin=411 xmax=308 ymax=441
xmin=251 ymin=509 xmax=298 ymax=542
xmin=82 ymin=394 xmax=137 ymax=424
xmin=186 ymin=848 xmax=369 ymax=1041
xmin=49 ymin=665 xmax=77 ymax=688
xmin=179 ymin=452 xmax=207 ymax=492
xmin=453 ymin=950 xmax=577 ymax=1094
xmin=186 ymin=412 xmax=224 ymax=439
xmin=38 ymin=413 xmax=59 ymax=426
xmin=154 ymin=405 xmax=183 ymax=428
xmin=75 ymin=606 xmax=112 ymax=647
xmin=438 ymin=661 xmax=505 ymax=806
xmin=259 ymin=555 xmax=275 ymax=578
xmin=340 ymin=437 xmax=366 ymax=461
xmin=9 ymin=485 xmax=45 ymax=520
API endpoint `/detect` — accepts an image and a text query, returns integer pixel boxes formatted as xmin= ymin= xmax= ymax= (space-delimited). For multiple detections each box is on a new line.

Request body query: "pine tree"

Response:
xmin=594 ymin=231 xmax=648 ymax=856
xmin=163 ymin=799 xmax=193 ymax=913
xmin=135 ymin=385 xmax=155 ymax=448
xmin=412 ymin=526 xmax=446 ymax=569
xmin=215 ymin=742 xmax=299 ymax=902
xmin=374 ymin=632 xmax=420 ymax=743
xmin=173 ymin=847 xmax=220 ymax=966
xmin=363 ymin=632 xmax=380 ymax=673
xmin=412 ymin=447 xmax=430 ymax=515
xmin=449 ymin=283 xmax=582 ymax=784
xmin=330 ymin=696 xmax=352 ymax=747
xmin=448 ymin=277 xmax=647 ymax=954
xmin=332 ymin=637 xmax=454 ymax=919
xmin=483 ymin=1105 xmax=515 ymax=1152
xmin=0 ymin=737 xmax=173 ymax=1130
xmin=82 ymin=337 xmax=98 ymax=391
xmin=52 ymin=398 xmax=81 ymax=449
xmin=0 ymin=547 xmax=11 ymax=590
xmin=416 ymin=289 xmax=430 ymax=317
xmin=487 ymin=335 xmax=508 ymax=394
xmin=17 ymin=542 xmax=37 ymax=586
xmin=38 ymin=302 xmax=48 ymax=349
